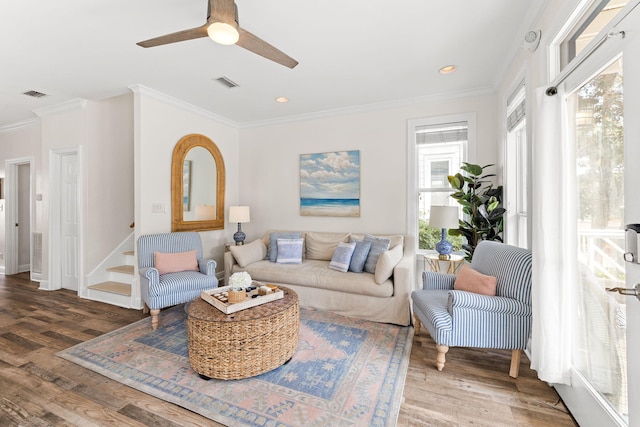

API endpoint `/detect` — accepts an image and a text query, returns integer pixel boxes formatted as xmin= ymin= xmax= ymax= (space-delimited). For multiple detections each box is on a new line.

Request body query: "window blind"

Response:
xmin=415 ymin=122 xmax=468 ymax=144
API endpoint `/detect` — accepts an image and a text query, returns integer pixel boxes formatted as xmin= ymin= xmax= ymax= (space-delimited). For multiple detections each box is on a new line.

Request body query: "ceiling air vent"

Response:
xmin=215 ymin=76 xmax=239 ymax=88
xmin=22 ymin=90 xmax=48 ymax=98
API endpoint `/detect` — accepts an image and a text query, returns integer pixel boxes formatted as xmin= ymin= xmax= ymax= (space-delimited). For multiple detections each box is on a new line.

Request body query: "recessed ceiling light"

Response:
xmin=275 ymin=97 xmax=289 ymax=103
xmin=439 ymin=65 xmax=457 ymax=75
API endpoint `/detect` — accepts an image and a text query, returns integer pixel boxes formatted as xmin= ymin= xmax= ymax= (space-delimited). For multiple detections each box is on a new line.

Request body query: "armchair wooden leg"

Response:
xmin=150 ymin=309 xmax=160 ymax=330
xmin=414 ymin=315 xmax=421 ymax=336
xmin=435 ymin=344 xmax=449 ymax=371
xmin=142 ymin=303 xmax=149 ymax=314
xmin=509 ymin=349 xmax=521 ymax=378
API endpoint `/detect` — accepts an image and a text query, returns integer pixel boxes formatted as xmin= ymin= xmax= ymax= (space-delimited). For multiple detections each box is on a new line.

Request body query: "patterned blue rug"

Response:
xmin=57 ymin=305 xmax=413 ymax=426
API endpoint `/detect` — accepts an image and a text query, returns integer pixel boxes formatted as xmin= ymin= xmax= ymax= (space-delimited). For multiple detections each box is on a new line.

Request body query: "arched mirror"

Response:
xmin=171 ymin=134 xmax=225 ymax=231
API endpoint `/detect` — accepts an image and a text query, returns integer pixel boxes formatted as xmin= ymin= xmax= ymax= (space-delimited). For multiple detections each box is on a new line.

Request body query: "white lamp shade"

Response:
xmin=229 ymin=206 xmax=250 ymax=223
xmin=429 ymin=206 xmax=459 ymax=229
xmin=195 ymin=204 xmax=216 ymax=220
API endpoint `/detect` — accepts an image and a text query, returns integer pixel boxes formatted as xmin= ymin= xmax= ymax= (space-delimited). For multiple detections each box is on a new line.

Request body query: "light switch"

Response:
xmin=152 ymin=203 xmax=167 ymax=213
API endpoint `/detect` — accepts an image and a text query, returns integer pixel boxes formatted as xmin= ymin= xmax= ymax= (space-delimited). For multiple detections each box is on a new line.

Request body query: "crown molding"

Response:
xmin=33 ymin=98 xmax=88 ymax=118
xmin=239 ymin=86 xmax=496 ymax=129
xmin=128 ymin=84 xmax=239 ymax=129
xmin=0 ymin=118 xmax=40 ymax=134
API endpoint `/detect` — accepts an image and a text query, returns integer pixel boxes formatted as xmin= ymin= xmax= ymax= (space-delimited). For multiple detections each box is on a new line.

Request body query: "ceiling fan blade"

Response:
xmin=237 ymin=27 xmax=298 ymax=69
xmin=137 ymin=24 xmax=209 ymax=48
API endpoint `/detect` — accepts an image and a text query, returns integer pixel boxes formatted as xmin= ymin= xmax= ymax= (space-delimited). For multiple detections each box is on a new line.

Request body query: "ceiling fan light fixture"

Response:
xmin=207 ymin=22 xmax=239 ymax=45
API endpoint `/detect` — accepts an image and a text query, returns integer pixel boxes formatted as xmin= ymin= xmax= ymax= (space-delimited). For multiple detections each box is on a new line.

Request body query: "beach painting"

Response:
xmin=300 ymin=150 xmax=360 ymax=217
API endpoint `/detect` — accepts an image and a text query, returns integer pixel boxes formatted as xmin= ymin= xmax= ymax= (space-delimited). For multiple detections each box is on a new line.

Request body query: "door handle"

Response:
xmin=606 ymin=284 xmax=640 ymax=302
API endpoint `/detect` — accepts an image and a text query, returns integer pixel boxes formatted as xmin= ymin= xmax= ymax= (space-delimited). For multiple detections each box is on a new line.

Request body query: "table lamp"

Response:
xmin=429 ymin=206 xmax=459 ymax=260
xmin=229 ymin=206 xmax=250 ymax=245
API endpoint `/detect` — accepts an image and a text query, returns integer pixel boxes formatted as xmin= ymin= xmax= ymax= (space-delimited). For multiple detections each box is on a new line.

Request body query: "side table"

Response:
xmin=424 ymin=253 xmax=465 ymax=274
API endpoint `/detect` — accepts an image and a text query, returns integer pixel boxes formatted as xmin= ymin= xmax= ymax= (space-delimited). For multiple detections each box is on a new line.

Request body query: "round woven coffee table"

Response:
xmin=187 ymin=286 xmax=299 ymax=380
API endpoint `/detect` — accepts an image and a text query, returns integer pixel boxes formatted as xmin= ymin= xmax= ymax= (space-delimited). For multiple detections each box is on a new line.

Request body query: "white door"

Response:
xmin=60 ymin=153 xmax=79 ymax=290
xmin=556 ymin=4 xmax=640 ymax=426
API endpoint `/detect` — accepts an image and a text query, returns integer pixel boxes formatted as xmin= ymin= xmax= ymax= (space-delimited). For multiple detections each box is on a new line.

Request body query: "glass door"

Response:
xmin=557 ymin=3 xmax=640 ymax=425
xmin=571 ymin=57 xmax=627 ymax=422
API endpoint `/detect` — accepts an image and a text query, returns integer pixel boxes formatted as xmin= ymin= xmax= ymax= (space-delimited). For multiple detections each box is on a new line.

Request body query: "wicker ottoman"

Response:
xmin=187 ymin=286 xmax=299 ymax=380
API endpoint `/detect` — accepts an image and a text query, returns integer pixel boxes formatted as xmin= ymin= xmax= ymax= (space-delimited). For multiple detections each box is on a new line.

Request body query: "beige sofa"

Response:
xmin=223 ymin=230 xmax=415 ymax=326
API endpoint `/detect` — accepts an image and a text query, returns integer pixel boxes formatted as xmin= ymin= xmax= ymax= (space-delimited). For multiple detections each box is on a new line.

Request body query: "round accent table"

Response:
xmin=187 ymin=286 xmax=299 ymax=380
xmin=423 ymin=253 xmax=465 ymax=274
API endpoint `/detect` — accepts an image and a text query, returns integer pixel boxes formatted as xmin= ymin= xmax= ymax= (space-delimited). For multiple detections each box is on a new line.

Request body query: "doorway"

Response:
xmin=554 ymin=3 xmax=640 ymax=425
xmin=4 ymin=158 xmax=33 ymax=277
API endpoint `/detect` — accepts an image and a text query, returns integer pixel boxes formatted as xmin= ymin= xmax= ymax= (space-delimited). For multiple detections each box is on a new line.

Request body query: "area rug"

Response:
xmin=57 ymin=305 xmax=413 ymax=427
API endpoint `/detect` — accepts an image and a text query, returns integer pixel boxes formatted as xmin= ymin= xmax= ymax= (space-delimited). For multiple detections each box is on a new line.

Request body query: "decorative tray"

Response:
xmin=200 ymin=282 xmax=283 ymax=314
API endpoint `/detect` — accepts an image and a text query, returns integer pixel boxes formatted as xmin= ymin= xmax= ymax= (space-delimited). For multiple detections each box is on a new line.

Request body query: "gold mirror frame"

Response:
xmin=171 ymin=134 xmax=225 ymax=231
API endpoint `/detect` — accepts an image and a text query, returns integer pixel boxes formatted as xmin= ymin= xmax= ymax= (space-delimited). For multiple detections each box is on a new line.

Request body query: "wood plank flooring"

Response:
xmin=0 ymin=273 xmax=578 ymax=426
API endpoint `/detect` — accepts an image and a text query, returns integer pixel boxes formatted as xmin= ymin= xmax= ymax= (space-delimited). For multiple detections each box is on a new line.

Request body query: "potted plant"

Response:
xmin=448 ymin=162 xmax=505 ymax=260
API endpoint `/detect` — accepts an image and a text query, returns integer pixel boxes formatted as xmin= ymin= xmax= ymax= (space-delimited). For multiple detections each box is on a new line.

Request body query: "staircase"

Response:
xmin=84 ymin=234 xmax=137 ymax=309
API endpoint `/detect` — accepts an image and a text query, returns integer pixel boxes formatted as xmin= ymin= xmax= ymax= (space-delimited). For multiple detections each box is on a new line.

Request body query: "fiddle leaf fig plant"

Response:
xmin=448 ymin=162 xmax=505 ymax=260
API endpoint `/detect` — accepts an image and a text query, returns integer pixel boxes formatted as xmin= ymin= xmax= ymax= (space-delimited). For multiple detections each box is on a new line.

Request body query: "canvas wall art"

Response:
xmin=300 ymin=151 xmax=360 ymax=217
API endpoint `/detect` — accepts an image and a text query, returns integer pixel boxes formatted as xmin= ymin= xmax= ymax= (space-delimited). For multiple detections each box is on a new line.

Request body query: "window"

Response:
xmin=559 ymin=0 xmax=628 ymax=71
xmin=415 ymin=120 xmax=467 ymax=251
xmin=505 ymin=83 xmax=528 ymax=248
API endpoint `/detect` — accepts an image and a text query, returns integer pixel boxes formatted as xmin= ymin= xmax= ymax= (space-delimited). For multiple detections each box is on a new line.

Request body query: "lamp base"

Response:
xmin=435 ymin=228 xmax=453 ymax=259
xmin=233 ymin=224 xmax=246 ymax=246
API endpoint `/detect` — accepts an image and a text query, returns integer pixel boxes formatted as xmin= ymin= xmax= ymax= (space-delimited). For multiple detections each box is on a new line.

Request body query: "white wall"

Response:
xmin=239 ymin=93 xmax=498 ymax=242
xmin=133 ymin=87 xmax=240 ymax=271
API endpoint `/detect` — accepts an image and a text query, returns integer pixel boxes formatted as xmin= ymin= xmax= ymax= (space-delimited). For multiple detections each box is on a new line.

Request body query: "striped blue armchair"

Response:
xmin=411 ymin=241 xmax=532 ymax=377
xmin=137 ymin=232 xmax=218 ymax=329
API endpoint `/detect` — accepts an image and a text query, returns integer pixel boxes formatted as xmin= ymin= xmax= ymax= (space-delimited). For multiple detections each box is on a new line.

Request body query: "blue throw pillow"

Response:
xmin=329 ymin=241 xmax=357 ymax=272
xmin=269 ymin=232 xmax=301 ymax=262
xmin=276 ymin=238 xmax=304 ymax=264
xmin=348 ymin=239 xmax=372 ymax=273
xmin=363 ymin=234 xmax=391 ymax=274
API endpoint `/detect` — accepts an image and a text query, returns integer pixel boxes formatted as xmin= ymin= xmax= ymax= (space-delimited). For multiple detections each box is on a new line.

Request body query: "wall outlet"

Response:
xmin=151 ymin=203 xmax=167 ymax=213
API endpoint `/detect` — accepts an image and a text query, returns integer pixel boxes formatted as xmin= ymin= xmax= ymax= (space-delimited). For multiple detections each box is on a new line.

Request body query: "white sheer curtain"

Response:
xmin=529 ymin=86 xmax=576 ymax=385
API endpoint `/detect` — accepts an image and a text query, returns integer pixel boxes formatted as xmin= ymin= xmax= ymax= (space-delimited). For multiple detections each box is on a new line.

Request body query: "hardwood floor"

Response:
xmin=0 ymin=273 xmax=577 ymax=426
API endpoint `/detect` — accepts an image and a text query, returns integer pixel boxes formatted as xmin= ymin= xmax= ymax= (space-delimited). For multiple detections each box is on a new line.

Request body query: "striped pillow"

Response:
xmin=276 ymin=238 xmax=304 ymax=264
xmin=329 ymin=241 xmax=357 ymax=273
xmin=269 ymin=232 xmax=301 ymax=262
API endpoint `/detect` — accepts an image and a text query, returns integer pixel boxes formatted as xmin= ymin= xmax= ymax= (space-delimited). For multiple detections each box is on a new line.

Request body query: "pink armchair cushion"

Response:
xmin=154 ymin=250 xmax=199 ymax=275
xmin=454 ymin=264 xmax=497 ymax=296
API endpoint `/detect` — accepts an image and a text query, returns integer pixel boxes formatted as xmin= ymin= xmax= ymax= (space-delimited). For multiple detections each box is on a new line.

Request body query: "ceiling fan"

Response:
xmin=136 ymin=0 xmax=298 ymax=69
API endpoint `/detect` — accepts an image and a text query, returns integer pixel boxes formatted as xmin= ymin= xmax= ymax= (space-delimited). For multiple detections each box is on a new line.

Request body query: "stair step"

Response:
xmin=123 ymin=250 xmax=134 ymax=256
xmin=88 ymin=281 xmax=132 ymax=296
xmin=107 ymin=265 xmax=134 ymax=275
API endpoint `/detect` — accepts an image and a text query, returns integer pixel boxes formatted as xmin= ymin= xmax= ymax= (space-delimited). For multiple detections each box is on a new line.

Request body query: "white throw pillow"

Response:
xmin=229 ymin=239 xmax=267 ymax=268
xmin=374 ymin=245 xmax=403 ymax=284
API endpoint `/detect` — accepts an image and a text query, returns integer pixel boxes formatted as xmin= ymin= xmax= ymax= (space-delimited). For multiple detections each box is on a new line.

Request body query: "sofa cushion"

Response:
xmin=374 ymin=245 xmax=403 ymax=284
xmin=154 ymin=250 xmax=199 ymax=275
xmin=276 ymin=238 xmax=304 ymax=264
xmin=235 ymin=259 xmax=393 ymax=298
xmin=363 ymin=234 xmax=391 ymax=273
xmin=454 ymin=264 xmax=497 ymax=296
xmin=305 ymin=232 xmax=350 ymax=260
xmin=329 ymin=241 xmax=357 ymax=272
xmin=268 ymin=232 xmax=301 ymax=262
xmin=348 ymin=239 xmax=372 ymax=273
xmin=229 ymin=239 xmax=267 ymax=268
